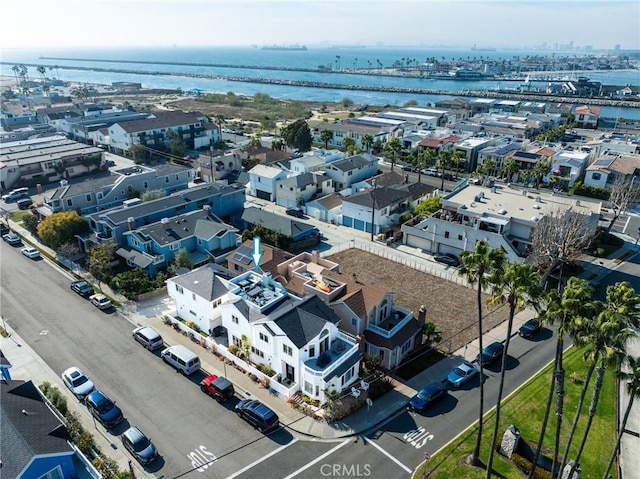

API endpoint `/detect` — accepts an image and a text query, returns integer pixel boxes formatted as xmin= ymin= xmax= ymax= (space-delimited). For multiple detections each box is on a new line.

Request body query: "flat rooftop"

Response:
xmin=444 ymin=183 xmax=601 ymax=222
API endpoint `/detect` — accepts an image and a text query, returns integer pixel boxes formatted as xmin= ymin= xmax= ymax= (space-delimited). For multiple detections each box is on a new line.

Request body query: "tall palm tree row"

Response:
xmin=563 ymin=281 xmax=640 ymax=478
xmin=458 ymin=241 xmax=506 ymax=467
xmin=602 ymin=355 xmax=640 ymax=479
xmin=526 ymin=278 xmax=596 ymax=479
xmin=485 ymin=262 xmax=543 ymax=479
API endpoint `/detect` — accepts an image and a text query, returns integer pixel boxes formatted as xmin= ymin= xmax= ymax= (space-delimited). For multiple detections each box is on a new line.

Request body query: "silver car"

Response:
xmin=61 ymin=366 xmax=95 ymax=400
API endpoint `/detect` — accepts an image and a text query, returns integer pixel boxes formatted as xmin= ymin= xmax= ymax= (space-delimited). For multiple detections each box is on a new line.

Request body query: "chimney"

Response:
xmin=311 ymin=249 xmax=319 ymax=264
xmin=127 ymin=217 xmax=135 ymax=231
xmin=37 ymin=184 xmax=43 ymax=195
xmin=203 ymin=204 xmax=211 ymax=216
xmin=161 ymin=217 xmax=170 ymax=229
xmin=355 ymin=334 xmax=365 ymax=353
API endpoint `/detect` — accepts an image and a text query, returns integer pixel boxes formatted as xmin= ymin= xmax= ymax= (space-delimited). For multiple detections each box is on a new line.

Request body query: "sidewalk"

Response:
xmin=4 ymin=218 xmax=639 ymax=449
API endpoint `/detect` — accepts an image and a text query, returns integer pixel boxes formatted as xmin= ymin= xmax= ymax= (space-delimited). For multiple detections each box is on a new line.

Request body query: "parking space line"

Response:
xmin=282 ymin=439 xmax=350 ymax=479
xmin=364 ymin=437 xmax=412 ymax=474
xmin=226 ymin=439 xmax=298 ymax=479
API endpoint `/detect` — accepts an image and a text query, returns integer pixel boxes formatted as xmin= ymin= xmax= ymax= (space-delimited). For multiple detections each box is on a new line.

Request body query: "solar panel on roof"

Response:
xmin=231 ymin=244 xmax=253 ymax=265
xmin=594 ymin=159 xmax=613 ymax=166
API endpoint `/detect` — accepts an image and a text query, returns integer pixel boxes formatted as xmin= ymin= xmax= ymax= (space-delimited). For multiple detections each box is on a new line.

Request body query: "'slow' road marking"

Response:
xmin=364 ymin=436 xmax=412 ymax=474
xmin=226 ymin=439 xmax=298 ymax=479
xmin=283 ymin=439 xmax=350 ymax=479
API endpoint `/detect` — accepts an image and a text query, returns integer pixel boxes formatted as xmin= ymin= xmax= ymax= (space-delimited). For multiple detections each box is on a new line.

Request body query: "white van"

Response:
xmin=2 ymin=187 xmax=29 ymax=202
xmin=161 ymin=345 xmax=200 ymax=375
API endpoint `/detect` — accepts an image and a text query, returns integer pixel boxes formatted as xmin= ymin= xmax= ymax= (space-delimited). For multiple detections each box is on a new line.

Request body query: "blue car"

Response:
xmin=85 ymin=390 xmax=124 ymax=429
xmin=408 ymin=383 xmax=447 ymax=412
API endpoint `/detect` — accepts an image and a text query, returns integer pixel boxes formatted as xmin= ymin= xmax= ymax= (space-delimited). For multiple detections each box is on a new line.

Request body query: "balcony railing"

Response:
xmin=367 ymin=313 xmax=412 ymax=339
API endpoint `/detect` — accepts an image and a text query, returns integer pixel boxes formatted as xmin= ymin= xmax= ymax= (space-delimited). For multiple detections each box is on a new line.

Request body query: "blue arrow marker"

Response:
xmin=252 ymin=236 xmax=262 ymax=269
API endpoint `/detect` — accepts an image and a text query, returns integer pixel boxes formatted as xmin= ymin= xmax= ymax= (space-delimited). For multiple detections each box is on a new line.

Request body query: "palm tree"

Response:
xmin=387 ymin=137 xmax=402 ymax=171
xmin=458 ymin=241 xmax=506 ymax=467
xmin=37 ymin=65 xmax=47 ymax=81
xmin=532 ymin=160 xmax=550 ymax=189
xmin=563 ymin=282 xmax=640 ymax=478
xmin=451 ymin=150 xmax=466 ymax=177
xmin=527 ymin=278 xmax=595 ymax=479
xmin=361 ymin=133 xmax=374 ymax=154
xmin=320 ymin=129 xmax=333 ymax=149
xmin=42 ymin=84 xmax=50 ymax=97
xmin=602 ymin=355 xmax=640 ymax=479
xmin=485 ymin=262 xmax=542 ymax=479
xmin=502 ymin=159 xmax=519 ymax=182
xmin=437 ymin=150 xmax=451 ymax=191
xmin=11 ymin=64 xmax=20 ymax=87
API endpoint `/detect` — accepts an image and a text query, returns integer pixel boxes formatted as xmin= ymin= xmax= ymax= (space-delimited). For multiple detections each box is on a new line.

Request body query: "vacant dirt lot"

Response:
xmin=326 ymin=249 xmax=512 ymax=353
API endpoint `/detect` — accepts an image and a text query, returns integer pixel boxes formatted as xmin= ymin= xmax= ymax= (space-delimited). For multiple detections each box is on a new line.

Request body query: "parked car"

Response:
xmin=402 ymin=164 xmax=413 ymax=171
xmin=2 ymin=232 xmax=21 ymax=245
xmin=200 ymin=374 xmax=235 ymax=403
xmin=1 ymin=187 xmax=29 ymax=202
xmin=285 ymin=207 xmax=305 ymax=218
xmin=61 ymin=366 xmax=95 ymax=400
xmin=0 ymin=222 xmax=9 ymax=235
xmin=518 ymin=318 xmax=542 ymax=339
xmin=121 ymin=426 xmax=158 ymax=465
xmin=408 ymin=383 xmax=447 ymax=412
xmin=16 ymin=198 xmax=33 ymax=210
xmin=434 ymin=253 xmax=460 ymax=267
xmin=421 ymin=168 xmax=440 ymax=177
xmin=132 ymin=326 xmax=164 ymax=351
xmin=84 ymin=390 xmax=124 ymax=428
xmin=21 ymin=246 xmax=40 ymax=259
xmin=70 ymin=280 xmax=94 ymax=298
xmin=235 ymin=399 xmax=279 ymax=433
xmin=89 ymin=294 xmax=112 ymax=310
xmin=447 ymin=361 xmax=478 ymax=387
xmin=475 ymin=341 xmax=505 ymax=366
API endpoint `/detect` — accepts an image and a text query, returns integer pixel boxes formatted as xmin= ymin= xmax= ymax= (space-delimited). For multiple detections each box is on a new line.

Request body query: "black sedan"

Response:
xmin=70 ymin=280 xmax=94 ymax=298
xmin=434 ymin=253 xmax=460 ymax=267
xmin=475 ymin=341 xmax=504 ymax=366
xmin=285 ymin=208 xmax=305 ymax=218
xmin=518 ymin=318 xmax=541 ymax=339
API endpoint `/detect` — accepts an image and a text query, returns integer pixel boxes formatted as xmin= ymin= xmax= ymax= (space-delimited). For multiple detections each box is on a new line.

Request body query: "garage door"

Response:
xmin=407 ymin=236 xmax=432 ymax=252
xmin=255 ymin=189 xmax=271 ymax=201
xmin=438 ymin=244 xmax=463 ymax=256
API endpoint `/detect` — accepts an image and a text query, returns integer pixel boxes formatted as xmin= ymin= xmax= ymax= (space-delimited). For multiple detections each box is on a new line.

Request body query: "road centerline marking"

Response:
xmin=282 ymin=439 xmax=350 ymax=479
xmin=364 ymin=436 xmax=412 ymax=474
xmin=225 ymin=438 xmax=298 ymax=479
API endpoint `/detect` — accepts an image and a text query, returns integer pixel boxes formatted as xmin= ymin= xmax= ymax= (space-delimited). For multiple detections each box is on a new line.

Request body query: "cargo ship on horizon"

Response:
xmin=261 ymin=44 xmax=308 ymax=51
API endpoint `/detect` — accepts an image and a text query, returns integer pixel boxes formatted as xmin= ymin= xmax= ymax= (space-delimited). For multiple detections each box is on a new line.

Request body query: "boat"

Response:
xmin=471 ymin=44 xmax=497 ymax=51
xmin=261 ymin=44 xmax=307 ymax=51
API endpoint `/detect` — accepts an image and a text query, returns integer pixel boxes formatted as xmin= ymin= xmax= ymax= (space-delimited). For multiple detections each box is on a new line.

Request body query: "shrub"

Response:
xmin=368 ymin=376 xmax=395 ymax=400
xmin=256 ymin=363 xmax=277 ymax=377
xmin=186 ymin=321 xmax=197 ymax=330
xmin=228 ymin=344 xmax=239 ymax=356
xmin=260 ymin=376 xmax=270 ymax=388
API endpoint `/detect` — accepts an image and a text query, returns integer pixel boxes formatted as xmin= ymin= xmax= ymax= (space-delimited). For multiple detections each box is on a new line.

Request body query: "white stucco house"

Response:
xmin=248 ymin=164 xmax=287 ymax=201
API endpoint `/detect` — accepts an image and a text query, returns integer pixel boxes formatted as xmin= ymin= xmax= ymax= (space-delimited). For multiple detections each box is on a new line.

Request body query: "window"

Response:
xmin=444 ymin=231 xmax=450 ymax=238
xmin=166 ymin=177 xmax=170 ymax=183
xmin=175 ymin=285 xmax=183 ymax=294
xmin=309 ymin=345 xmax=315 ymax=357
xmin=304 ymin=381 xmax=313 ymax=394
xmin=378 ymin=349 xmax=385 ymax=361
xmin=66 ymin=199 xmax=73 ymax=207
xmin=251 ymin=346 xmax=264 ymax=358
xmin=401 ymin=339 xmax=412 ymax=354
xmin=232 ymin=315 xmax=239 ymax=324
xmin=192 ymin=293 xmax=196 ymax=300
xmin=458 ymin=234 xmax=463 ymax=241
xmin=189 ymin=310 xmax=196 ymax=316
xmin=232 ymin=335 xmax=241 ymax=346
xmin=341 ymin=366 xmax=355 ymax=386
xmin=143 ymin=181 xmax=148 ymax=188
xmin=170 ymin=243 xmax=179 ymax=250
xmin=259 ymin=332 xmax=269 ymax=343
xmin=283 ymin=344 xmax=292 ymax=356
xmin=351 ymin=318 xmax=357 ymax=327
xmin=86 ymin=194 xmax=91 ymax=201
xmin=592 ymin=173 xmax=601 ymax=181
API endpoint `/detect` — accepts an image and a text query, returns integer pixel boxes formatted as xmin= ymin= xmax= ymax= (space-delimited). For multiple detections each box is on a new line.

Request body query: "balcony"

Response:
xmin=367 ymin=308 xmax=412 ymax=339
xmin=303 ymin=335 xmax=358 ymax=376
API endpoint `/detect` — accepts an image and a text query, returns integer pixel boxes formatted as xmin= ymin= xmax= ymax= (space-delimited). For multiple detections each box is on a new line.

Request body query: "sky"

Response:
xmin=1 ymin=0 xmax=638 ymax=51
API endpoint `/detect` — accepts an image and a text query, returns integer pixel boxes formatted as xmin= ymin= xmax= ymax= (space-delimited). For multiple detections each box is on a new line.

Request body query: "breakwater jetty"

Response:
xmin=5 ymin=61 xmax=639 ymax=108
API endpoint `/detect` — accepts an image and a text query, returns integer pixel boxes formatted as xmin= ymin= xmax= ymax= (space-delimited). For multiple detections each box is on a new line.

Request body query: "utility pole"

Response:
xmin=370 ymin=179 xmax=377 ymax=242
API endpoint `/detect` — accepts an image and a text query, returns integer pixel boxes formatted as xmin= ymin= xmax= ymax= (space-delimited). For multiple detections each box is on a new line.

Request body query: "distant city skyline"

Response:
xmin=1 ymin=0 xmax=638 ymax=51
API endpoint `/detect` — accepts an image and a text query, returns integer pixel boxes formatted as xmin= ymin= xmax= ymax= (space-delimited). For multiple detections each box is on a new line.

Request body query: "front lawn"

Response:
xmin=416 ymin=346 xmax=617 ymax=478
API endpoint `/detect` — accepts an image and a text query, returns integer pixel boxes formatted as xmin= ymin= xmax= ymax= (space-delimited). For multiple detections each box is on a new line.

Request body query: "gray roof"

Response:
xmin=241 ymin=207 xmax=316 ymax=238
xmin=89 ymin=183 xmax=238 ymax=226
xmin=113 ymin=111 xmax=205 ymax=134
xmin=344 ymin=186 xmax=411 ymax=209
xmin=47 ymin=174 xmax=115 ymax=200
xmin=277 ymin=172 xmax=316 ymax=188
xmin=314 ymin=194 xmax=343 ymax=210
xmin=171 ymin=264 xmax=231 ymax=301
xmin=271 ymin=295 xmax=340 ymax=348
xmin=330 ymin=153 xmax=378 ymax=172
xmin=1 ymin=380 xmax=73 ymax=479
xmin=135 ymin=209 xmax=235 ymax=245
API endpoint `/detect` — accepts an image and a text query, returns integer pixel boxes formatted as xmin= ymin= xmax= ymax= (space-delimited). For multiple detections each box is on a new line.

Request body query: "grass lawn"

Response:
xmin=416 ymin=346 xmax=617 ymax=478
xmin=9 ymin=210 xmax=31 ymax=223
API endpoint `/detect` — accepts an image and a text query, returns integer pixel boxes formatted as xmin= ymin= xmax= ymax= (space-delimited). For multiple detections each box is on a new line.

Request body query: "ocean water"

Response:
xmin=2 ymin=46 xmax=639 ymax=119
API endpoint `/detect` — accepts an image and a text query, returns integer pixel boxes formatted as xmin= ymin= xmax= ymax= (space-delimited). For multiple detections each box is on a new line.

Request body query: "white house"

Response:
xmin=274 ymin=172 xmax=333 ymax=209
xmin=248 ymin=164 xmax=287 ymax=201
xmin=321 ymin=153 xmax=379 ymax=192
xmin=546 ymin=149 xmax=591 ymax=188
